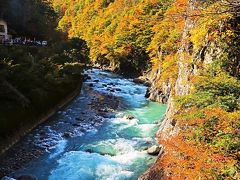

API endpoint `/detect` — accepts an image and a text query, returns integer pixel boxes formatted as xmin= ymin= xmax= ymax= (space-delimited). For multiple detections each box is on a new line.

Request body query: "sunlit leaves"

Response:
xmin=50 ymin=1 xmax=240 ymax=178
xmin=51 ymin=0 xmax=171 ymax=72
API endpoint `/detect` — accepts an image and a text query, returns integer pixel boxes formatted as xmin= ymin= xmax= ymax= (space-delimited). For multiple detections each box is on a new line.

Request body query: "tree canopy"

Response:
xmin=50 ymin=0 xmax=240 ymax=178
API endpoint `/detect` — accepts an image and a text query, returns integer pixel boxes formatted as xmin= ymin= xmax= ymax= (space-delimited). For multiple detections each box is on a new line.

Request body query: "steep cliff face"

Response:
xmin=156 ymin=44 xmax=222 ymax=143
xmin=147 ymin=0 xmax=225 ymax=141
xmin=158 ymin=0 xmax=198 ymax=138
xmin=146 ymin=70 xmax=171 ymax=104
xmin=140 ymin=0 xmax=225 ymax=178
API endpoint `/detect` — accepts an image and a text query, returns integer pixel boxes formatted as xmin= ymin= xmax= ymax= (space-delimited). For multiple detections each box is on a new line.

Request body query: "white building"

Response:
xmin=0 ymin=19 xmax=10 ymax=43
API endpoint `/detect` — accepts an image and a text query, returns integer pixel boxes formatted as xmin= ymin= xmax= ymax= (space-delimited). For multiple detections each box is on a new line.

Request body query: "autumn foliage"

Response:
xmin=50 ymin=0 xmax=240 ymax=178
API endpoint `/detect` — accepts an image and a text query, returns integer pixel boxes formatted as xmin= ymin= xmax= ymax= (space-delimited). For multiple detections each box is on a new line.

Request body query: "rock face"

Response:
xmin=138 ymin=167 xmax=164 ymax=180
xmin=157 ymin=97 xmax=179 ymax=140
xmin=145 ymin=64 xmax=171 ymax=104
xmin=146 ymin=81 xmax=171 ymax=104
xmin=139 ymin=0 xmax=199 ymax=179
xmin=133 ymin=76 xmax=151 ymax=87
xmin=140 ymin=0 xmax=226 ymax=178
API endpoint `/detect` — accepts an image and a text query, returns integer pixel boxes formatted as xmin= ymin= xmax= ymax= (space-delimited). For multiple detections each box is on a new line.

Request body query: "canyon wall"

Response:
xmin=139 ymin=0 xmax=225 ymax=178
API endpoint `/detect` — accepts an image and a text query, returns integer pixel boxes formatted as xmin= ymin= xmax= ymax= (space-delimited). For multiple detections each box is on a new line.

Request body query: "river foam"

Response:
xmin=12 ymin=68 xmax=167 ymax=180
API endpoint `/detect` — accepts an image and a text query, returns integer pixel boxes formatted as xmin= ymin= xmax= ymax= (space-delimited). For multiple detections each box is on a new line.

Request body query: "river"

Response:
xmin=10 ymin=68 xmax=166 ymax=180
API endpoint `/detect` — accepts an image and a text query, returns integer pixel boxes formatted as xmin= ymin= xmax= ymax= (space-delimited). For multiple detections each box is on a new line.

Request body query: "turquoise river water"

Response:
xmin=12 ymin=69 xmax=166 ymax=180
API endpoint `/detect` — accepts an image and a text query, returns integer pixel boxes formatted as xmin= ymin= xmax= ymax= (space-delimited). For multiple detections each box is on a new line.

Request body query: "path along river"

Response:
xmin=10 ymin=68 xmax=167 ymax=180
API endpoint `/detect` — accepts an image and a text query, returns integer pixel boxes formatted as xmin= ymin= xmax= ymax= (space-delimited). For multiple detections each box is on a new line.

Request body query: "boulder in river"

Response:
xmin=125 ymin=114 xmax=135 ymax=120
xmin=63 ymin=132 xmax=72 ymax=138
xmin=147 ymin=145 xmax=162 ymax=156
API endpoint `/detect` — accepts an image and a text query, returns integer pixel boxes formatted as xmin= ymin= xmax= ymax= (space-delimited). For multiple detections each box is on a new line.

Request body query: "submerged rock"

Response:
xmin=85 ymin=149 xmax=93 ymax=153
xmin=39 ymin=130 xmax=45 ymax=135
xmin=75 ymin=117 xmax=81 ymax=121
xmin=16 ymin=175 xmax=36 ymax=180
xmin=2 ymin=176 xmax=16 ymax=180
xmin=98 ymin=108 xmax=108 ymax=113
xmin=83 ymin=74 xmax=91 ymax=81
xmin=99 ymin=152 xmax=116 ymax=156
xmin=86 ymin=76 xmax=91 ymax=80
xmin=106 ymin=88 xmax=112 ymax=91
xmin=72 ymin=123 xmax=80 ymax=127
xmin=147 ymin=145 xmax=162 ymax=156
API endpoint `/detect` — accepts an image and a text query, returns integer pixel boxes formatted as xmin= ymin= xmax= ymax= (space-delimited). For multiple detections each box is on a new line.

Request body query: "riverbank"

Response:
xmin=0 ymin=80 xmax=83 ymax=156
xmin=0 ymin=80 xmax=83 ymax=177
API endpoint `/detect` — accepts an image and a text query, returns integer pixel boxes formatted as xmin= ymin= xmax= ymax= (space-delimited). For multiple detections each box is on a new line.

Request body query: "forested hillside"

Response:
xmin=51 ymin=0 xmax=240 ymax=179
xmin=52 ymin=0 xmax=173 ymax=75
